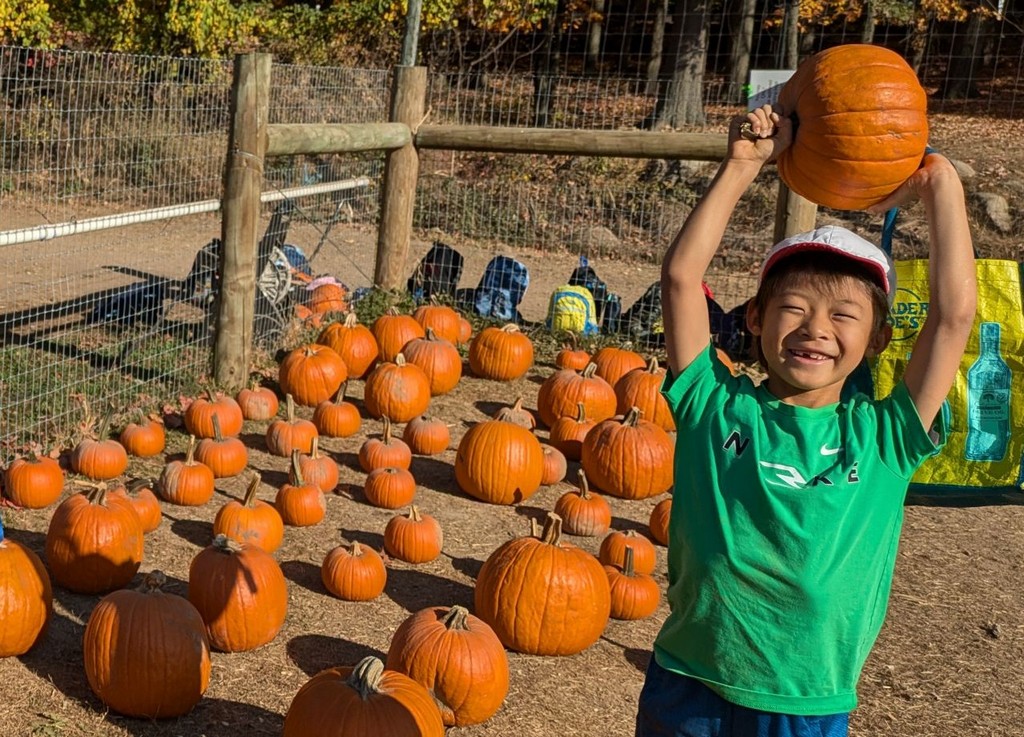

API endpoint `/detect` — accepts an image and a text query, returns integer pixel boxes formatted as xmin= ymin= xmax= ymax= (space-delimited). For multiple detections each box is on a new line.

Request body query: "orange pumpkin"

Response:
xmin=159 ymin=435 xmax=215 ymax=506
xmin=83 ymin=571 xmax=210 ymax=719
xmin=71 ymin=414 xmax=128 ymax=481
xmin=777 ymin=43 xmax=929 ymax=210
xmin=290 ymin=436 xmax=339 ymax=494
xmin=110 ymin=478 xmax=162 ymax=534
xmin=363 ymin=354 xmax=431 ymax=423
xmin=373 ymin=307 xmax=425 ymax=363
xmin=386 ymin=605 xmax=509 ymax=727
xmin=213 ymin=474 xmax=284 ymax=553
xmin=359 ymin=417 xmax=412 ymax=472
xmin=554 ymin=336 xmax=590 ymax=371
xmin=317 ymin=311 xmax=380 ymax=379
xmin=599 ymin=529 xmax=657 ymax=575
xmin=283 ymin=656 xmax=443 ymax=737
xmin=554 ymin=469 xmax=611 ymax=537
xmin=454 ymin=415 xmax=544 ymax=505
xmin=279 ymin=343 xmax=348 ymax=407
xmin=0 ymin=519 xmax=52 ymax=657
xmin=119 ymin=414 xmax=166 ymax=457
xmin=194 ymin=413 xmax=248 ymax=478
xmin=468 ymin=324 xmax=533 ymax=381
xmin=402 ymin=415 xmax=450 ymax=456
xmin=45 ymin=484 xmax=144 ymax=594
xmin=313 ymin=382 xmax=362 ymax=438
xmin=412 ymin=302 xmax=462 ymax=344
xmin=540 ymin=444 xmax=567 ymax=486
xmin=591 ymin=345 xmax=645 ymax=388
xmin=457 ymin=317 xmax=473 ymax=345
xmin=649 ymin=497 xmax=672 ymax=546
xmin=474 ymin=513 xmax=611 ymax=655
xmin=188 ymin=535 xmax=288 ymax=652
xmin=402 ymin=328 xmax=462 ymax=395
xmin=614 ymin=356 xmax=674 ymax=432
xmin=266 ymin=394 xmax=319 ymax=458
xmin=536 ymin=362 xmax=617 ymax=428
xmin=184 ymin=392 xmax=244 ymax=438
xmin=307 ymin=281 xmax=348 ymax=314
xmin=321 ymin=540 xmax=387 ymax=601
xmin=548 ymin=402 xmax=597 ymax=462
xmin=384 ymin=506 xmax=443 ymax=564
xmin=275 ymin=450 xmax=326 ymax=527
xmin=363 ymin=466 xmax=417 ymax=510
xmin=605 ymin=546 xmax=661 ymax=621
xmin=581 ymin=407 xmax=674 ymax=499
xmin=236 ymin=383 xmax=280 ymax=421
xmin=3 ymin=453 xmax=64 ymax=509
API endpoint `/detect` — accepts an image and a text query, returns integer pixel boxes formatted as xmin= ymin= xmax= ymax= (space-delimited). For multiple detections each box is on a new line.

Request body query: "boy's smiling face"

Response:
xmin=747 ymin=272 xmax=891 ymax=408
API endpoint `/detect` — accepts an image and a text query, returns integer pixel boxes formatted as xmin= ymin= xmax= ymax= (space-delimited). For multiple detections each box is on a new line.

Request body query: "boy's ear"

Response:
xmin=865 ymin=323 xmax=893 ymax=358
xmin=745 ymin=299 xmax=762 ymax=336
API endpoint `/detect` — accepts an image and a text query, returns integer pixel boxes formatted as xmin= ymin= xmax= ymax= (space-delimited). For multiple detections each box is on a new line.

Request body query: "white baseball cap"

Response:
xmin=759 ymin=225 xmax=896 ymax=302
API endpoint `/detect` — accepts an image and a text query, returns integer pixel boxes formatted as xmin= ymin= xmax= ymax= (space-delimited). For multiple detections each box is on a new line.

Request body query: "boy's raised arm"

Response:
xmin=662 ymin=106 xmax=791 ymax=375
xmin=868 ymin=154 xmax=977 ymax=430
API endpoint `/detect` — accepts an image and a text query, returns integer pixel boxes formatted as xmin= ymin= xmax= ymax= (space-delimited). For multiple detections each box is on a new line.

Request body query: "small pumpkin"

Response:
xmin=195 ymin=413 xmax=248 ymax=478
xmin=492 ymin=397 xmax=536 ymax=430
xmin=307 ymin=280 xmax=348 ymax=314
xmin=290 ymin=436 xmax=339 ymax=494
xmin=45 ymin=484 xmax=144 ymax=594
xmin=454 ymin=414 xmax=544 ymax=505
xmin=548 ymin=402 xmax=596 ymax=462
xmin=581 ymin=407 xmax=674 ymax=500
xmin=614 ymin=357 xmax=674 ymax=432
xmin=605 ymin=546 xmax=661 ymax=621
xmin=373 ymin=307 xmax=425 ymax=363
xmin=275 ymin=450 xmax=326 ymax=527
xmin=70 ymin=412 xmax=128 ymax=481
xmin=158 ymin=436 xmax=215 ymax=506
xmin=363 ymin=466 xmax=417 ymax=510
xmin=384 ymin=506 xmax=443 ymax=564
xmin=110 ymin=478 xmax=162 ymax=533
xmin=412 ymin=302 xmax=462 ymax=344
xmin=591 ymin=345 xmax=646 ymax=389
xmin=386 ymin=605 xmax=508 ymax=727
xmin=649 ymin=497 xmax=672 ymax=546
xmin=213 ymin=473 xmax=284 ymax=553
xmin=313 ymin=382 xmax=362 ymax=438
xmin=359 ymin=417 xmax=412 ymax=472
xmin=554 ymin=469 xmax=611 ymax=537
xmin=468 ymin=324 xmax=533 ymax=381
xmin=0 ymin=518 xmax=53 ymax=657
xmin=321 ymin=540 xmax=387 ymax=601
xmin=279 ymin=343 xmax=348 ymax=407
xmin=363 ymin=354 xmax=431 ymax=423
xmin=536 ymin=362 xmax=616 ymax=428
xmin=317 ymin=311 xmax=380 ymax=379
xmin=119 ymin=413 xmax=166 ymax=457
xmin=282 ymin=656 xmax=443 ymax=737
xmin=457 ymin=317 xmax=473 ymax=345
xmin=83 ymin=571 xmax=211 ymax=719
xmin=184 ymin=392 xmax=244 ymax=438
xmin=540 ymin=444 xmax=567 ymax=486
xmin=188 ymin=535 xmax=288 ymax=652
xmin=236 ymin=383 xmax=279 ymax=421
xmin=266 ymin=394 xmax=319 ymax=458
xmin=3 ymin=453 xmax=64 ymax=509
xmin=402 ymin=328 xmax=462 ymax=396
xmin=554 ymin=334 xmax=590 ymax=371
xmin=598 ymin=529 xmax=657 ymax=575
xmin=402 ymin=415 xmax=450 ymax=456
xmin=474 ymin=512 xmax=611 ymax=656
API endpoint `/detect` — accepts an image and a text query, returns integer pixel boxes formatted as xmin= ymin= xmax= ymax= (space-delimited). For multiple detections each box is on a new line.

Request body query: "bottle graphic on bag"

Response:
xmin=965 ymin=322 xmax=1011 ymax=461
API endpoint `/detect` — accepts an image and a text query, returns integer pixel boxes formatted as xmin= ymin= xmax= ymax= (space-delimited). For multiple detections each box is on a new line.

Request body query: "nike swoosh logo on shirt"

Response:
xmin=820 ymin=444 xmax=841 ymax=456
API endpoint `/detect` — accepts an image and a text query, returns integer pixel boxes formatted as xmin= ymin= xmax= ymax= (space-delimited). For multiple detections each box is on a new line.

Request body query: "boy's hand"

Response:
xmin=728 ymin=104 xmax=792 ymax=165
xmin=866 ymin=152 xmax=962 ymax=213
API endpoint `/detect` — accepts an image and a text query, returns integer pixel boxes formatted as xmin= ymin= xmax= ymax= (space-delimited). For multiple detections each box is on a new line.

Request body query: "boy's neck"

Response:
xmin=762 ymin=374 xmax=844 ymax=409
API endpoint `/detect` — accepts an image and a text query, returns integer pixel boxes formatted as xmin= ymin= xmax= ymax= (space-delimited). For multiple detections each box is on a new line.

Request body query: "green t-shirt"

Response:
xmin=654 ymin=344 xmax=945 ymax=716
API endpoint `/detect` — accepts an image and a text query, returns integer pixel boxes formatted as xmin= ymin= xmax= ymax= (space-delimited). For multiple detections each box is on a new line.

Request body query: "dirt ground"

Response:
xmin=3 ymin=111 xmax=1024 ymax=736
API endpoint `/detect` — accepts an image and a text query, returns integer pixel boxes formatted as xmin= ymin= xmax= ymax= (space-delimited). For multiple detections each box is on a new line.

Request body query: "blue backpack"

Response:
xmin=473 ymin=256 xmax=530 ymax=322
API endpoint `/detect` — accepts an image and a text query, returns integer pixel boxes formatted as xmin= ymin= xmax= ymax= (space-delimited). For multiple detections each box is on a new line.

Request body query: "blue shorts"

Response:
xmin=635 ymin=657 xmax=850 ymax=737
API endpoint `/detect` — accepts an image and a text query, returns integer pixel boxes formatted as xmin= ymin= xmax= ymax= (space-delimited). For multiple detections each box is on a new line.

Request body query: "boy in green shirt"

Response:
xmin=636 ymin=104 xmax=977 ymax=736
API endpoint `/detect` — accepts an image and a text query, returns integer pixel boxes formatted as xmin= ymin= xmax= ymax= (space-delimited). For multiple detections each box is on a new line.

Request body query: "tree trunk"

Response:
xmin=586 ymin=0 xmax=606 ymax=75
xmin=782 ymin=0 xmax=801 ymax=68
xmin=644 ymin=0 xmax=669 ymax=95
xmin=860 ymin=1 xmax=876 ymax=44
xmin=941 ymin=2 xmax=995 ymax=99
xmin=533 ymin=2 xmax=563 ymax=127
xmin=653 ymin=0 xmax=709 ymax=128
xmin=727 ymin=0 xmax=757 ymax=104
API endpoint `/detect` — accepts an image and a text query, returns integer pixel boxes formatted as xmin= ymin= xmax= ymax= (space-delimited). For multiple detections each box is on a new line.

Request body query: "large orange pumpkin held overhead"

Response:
xmin=776 ymin=43 xmax=929 ymax=211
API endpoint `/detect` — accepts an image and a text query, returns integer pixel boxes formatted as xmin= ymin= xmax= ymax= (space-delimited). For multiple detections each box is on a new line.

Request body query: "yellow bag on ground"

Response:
xmin=871 ymin=259 xmax=1024 ymax=494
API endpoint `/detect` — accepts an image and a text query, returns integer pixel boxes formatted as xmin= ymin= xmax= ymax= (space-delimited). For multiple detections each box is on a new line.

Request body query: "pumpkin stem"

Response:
xmin=347 ymin=656 xmax=386 ymax=699
xmin=577 ymin=469 xmax=592 ymax=499
xmin=539 ymin=512 xmax=563 ymax=546
xmin=333 ymin=381 xmax=348 ymax=405
xmin=211 ymin=412 xmax=224 ymax=442
xmin=343 ymin=311 xmax=359 ymax=328
xmin=382 ymin=417 xmax=393 ymax=444
xmin=408 ymin=505 xmax=423 ymax=522
xmin=285 ymin=394 xmax=296 ymax=422
xmin=243 ymin=474 xmax=261 ymax=507
xmin=441 ymin=605 xmax=470 ymax=631
xmin=574 ymin=402 xmax=588 ymax=423
xmin=310 ymin=436 xmax=320 ymax=458
xmin=501 ymin=323 xmax=520 ymax=334
xmin=126 ymin=477 xmax=153 ymax=495
xmin=185 ymin=435 xmax=198 ymax=464
xmin=425 ymin=326 xmax=437 ymax=341
xmin=582 ymin=362 xmax=598 ymax=379
xmin=623 ymin=406 xmax=643 ymax=427
xmin=96 ymin=410 xmax=113 ymax=441
xmin=623 ymin=546 xmax=636 ymax=577
xmin=138 ymin=570 xmax=167 ymax=593
xmin=395 ymin=352 xmax=407 ymax=366
xmin=212 ymin=533 xmax=244 ymax=554
xmin=289 ymin=449 xmax=305 ymax=486
xmin=84 ymin=484 xmax=109 ymax=506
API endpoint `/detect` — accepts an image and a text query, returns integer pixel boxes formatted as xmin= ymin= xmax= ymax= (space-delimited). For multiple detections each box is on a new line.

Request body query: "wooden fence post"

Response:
xmin=215 ymin=52 xmax=271 ymax=390
xmin=773 ymin=180 xmax=818 ymax=242
xmin=374 ymin=66 xmax=427 ymax=291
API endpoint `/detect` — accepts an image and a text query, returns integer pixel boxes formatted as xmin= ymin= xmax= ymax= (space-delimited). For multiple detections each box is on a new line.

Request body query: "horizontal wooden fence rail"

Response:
xmin=414 ymin=125 xmax=730 ymax=160
xmin=265 ymin=122 xmax=412 ymax=156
